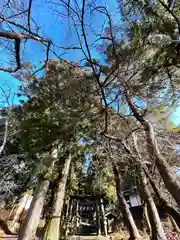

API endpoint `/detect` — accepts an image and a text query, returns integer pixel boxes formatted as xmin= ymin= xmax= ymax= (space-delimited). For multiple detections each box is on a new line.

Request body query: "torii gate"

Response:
xmin=65 ymin=195 xmax=108 ymax=237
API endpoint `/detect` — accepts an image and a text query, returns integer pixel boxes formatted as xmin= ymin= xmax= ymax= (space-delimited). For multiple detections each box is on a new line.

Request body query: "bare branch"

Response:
xmin=158 ymin=0 xmax=180 ymax=33
xmin=27 ymin=0 xmax=33 ymax=31
xmin=31 ymin=40 xmax=52 ymax=76
xmin=0 ymin=119 xmax=8 ymax=155
xmin=0 ymin=30 xmax=51 ymax=72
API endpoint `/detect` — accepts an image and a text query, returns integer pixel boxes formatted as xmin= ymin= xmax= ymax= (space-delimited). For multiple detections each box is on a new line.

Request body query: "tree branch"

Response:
xmin=27 ymin=0 xmax=33 ymax=31
xmin=158 ymin=0 xmax=180 ymax=33
xmin=31 ymin=40 xmax=52 ymax=76
xmin=0 ymin=30 xmax=51 ymax=72
xmin=0 ymin=119 xmax=8 ymax=155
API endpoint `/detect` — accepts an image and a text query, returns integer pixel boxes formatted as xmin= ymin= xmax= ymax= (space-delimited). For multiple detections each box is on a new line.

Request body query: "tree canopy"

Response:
xmin=0 ymin=1 xmax=180 ymax=239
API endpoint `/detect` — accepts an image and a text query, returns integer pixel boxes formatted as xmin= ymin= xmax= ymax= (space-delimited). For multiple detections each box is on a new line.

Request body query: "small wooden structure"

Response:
xmin=105 ymin=210 xmax=117 ymax=234
xmin=65 ymin=195 xmax=108 ymax=237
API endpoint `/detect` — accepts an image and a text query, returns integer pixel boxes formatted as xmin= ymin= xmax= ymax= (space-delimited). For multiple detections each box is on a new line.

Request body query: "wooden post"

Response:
xmin=100 ymin=198 xmax=108 ymax=236
xmin=96 ymin=200 xmax=101 ymax=235
xmin=69 ymin=199 xmax=73 ymax=221
xmin=76 ymin=200 xmax=79 ymax=234
xmin=65 ymin=202 xmax=70 ymax=237
xmin=68 ymin=199 xmax=74 ymax=235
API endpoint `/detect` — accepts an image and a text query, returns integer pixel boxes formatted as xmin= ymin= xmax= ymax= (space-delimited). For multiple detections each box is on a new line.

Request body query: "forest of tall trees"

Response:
xmin=0 ymin=0 xmax=180 ymax=240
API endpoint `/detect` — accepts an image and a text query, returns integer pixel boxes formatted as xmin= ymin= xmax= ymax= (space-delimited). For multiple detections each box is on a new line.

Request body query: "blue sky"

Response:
xmin=0 ymin=0 xmax=120 ymax=103
xmin=0 ymin=72 xmax=24 ymax=107
xmin=171 ymin=107 xmax=180 ymax=126
xmin=0 ymin=0 xmax=179 ymax=126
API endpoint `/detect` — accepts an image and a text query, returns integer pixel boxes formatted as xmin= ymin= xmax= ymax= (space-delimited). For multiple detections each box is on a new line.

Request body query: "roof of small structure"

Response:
xmin=0 ymin=117 xmax=7 ymax=126
xmin=105 ymin=210 xmax=117 ymax=218
xmin=69 ymin=195 xmax=103 ymax=200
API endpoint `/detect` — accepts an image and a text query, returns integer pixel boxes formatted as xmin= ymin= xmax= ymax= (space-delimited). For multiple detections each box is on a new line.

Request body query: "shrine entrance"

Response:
xmin=76 ymin=197 xmax=97 ymax=235
xmin=66 ymin=196 xmax=107 ymax=237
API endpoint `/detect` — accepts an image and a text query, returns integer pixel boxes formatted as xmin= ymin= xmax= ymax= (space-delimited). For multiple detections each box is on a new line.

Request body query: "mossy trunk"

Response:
xmin=45 ymin=154 xmax=71 ymax=240
xmin=18 ymin=178 xmax=50 ymax=240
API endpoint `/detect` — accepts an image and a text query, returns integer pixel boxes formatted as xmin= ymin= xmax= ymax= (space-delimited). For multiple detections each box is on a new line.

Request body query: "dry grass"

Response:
xmin=110 ymin=231 xmax=130 ymax=240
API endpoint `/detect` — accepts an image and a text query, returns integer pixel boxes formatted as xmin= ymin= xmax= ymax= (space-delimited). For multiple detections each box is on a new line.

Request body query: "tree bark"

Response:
xmin=169 ymin=215 xmax=180 ymax=233
xmin=144 ymin=203 xmax=152 ymax=234
xmin=133 ymin=132 xmax=166 ymax=239
xmin=100 ymin=198 xmax=108 ymax=236
xmin=138 ymin=168 xmax=167 ymax=240
xmin=124 ymin=86 xmax=180 ymax=206
xmin=45 ymin=154 xmax=71 ymax=240
xmin=8 ymin=197 xmax=17 ymax=220
xmin=11 ymin=193 xmax=31 ymax=233
xmin=144 ymin=122 xmax=180 ymax=205
xmin=145 ymin=168 xmax=180 ymax=227
xmin=113 ymin=164 xmax=141 ymax=240
xmin=18 ymin=178 xmax=50 ymax=240
xmin=137 ymin=184 xmax=151 ymax=234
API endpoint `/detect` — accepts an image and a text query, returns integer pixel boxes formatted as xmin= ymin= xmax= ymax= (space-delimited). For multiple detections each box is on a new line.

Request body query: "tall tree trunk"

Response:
xmin=138 ymin=168 xmax=167 ymax=240
xmin=45 ymin=154 xmax=71 ymax=240
xmin=169 ymin=215 xmax=180 ymax=233
xmin=8 ymin=197 xmax=17 ymax=220
xmin=18 ymin=148 xmax=58 ymax=240
xmin=144 ymin=203 xmax=152 ymax=234
xmin=124 ymin=86 xmax=180 ymax=206
xmin=11 ymin=193 xmax=31 ymax=233
xmin=113 ymin=164 xmax=141 ymax=240
xmin=137 ymin=184 xmax=151 ymax=234
xmin=144 ymin=168 xmax=180 ymax=227
xmin=144 ymin=121 xmax=180 ymax=205
xmin=133 ymin=132 xmax=166 ymax=239
xmin=18 ymin=178 xmax=50 ymax=240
